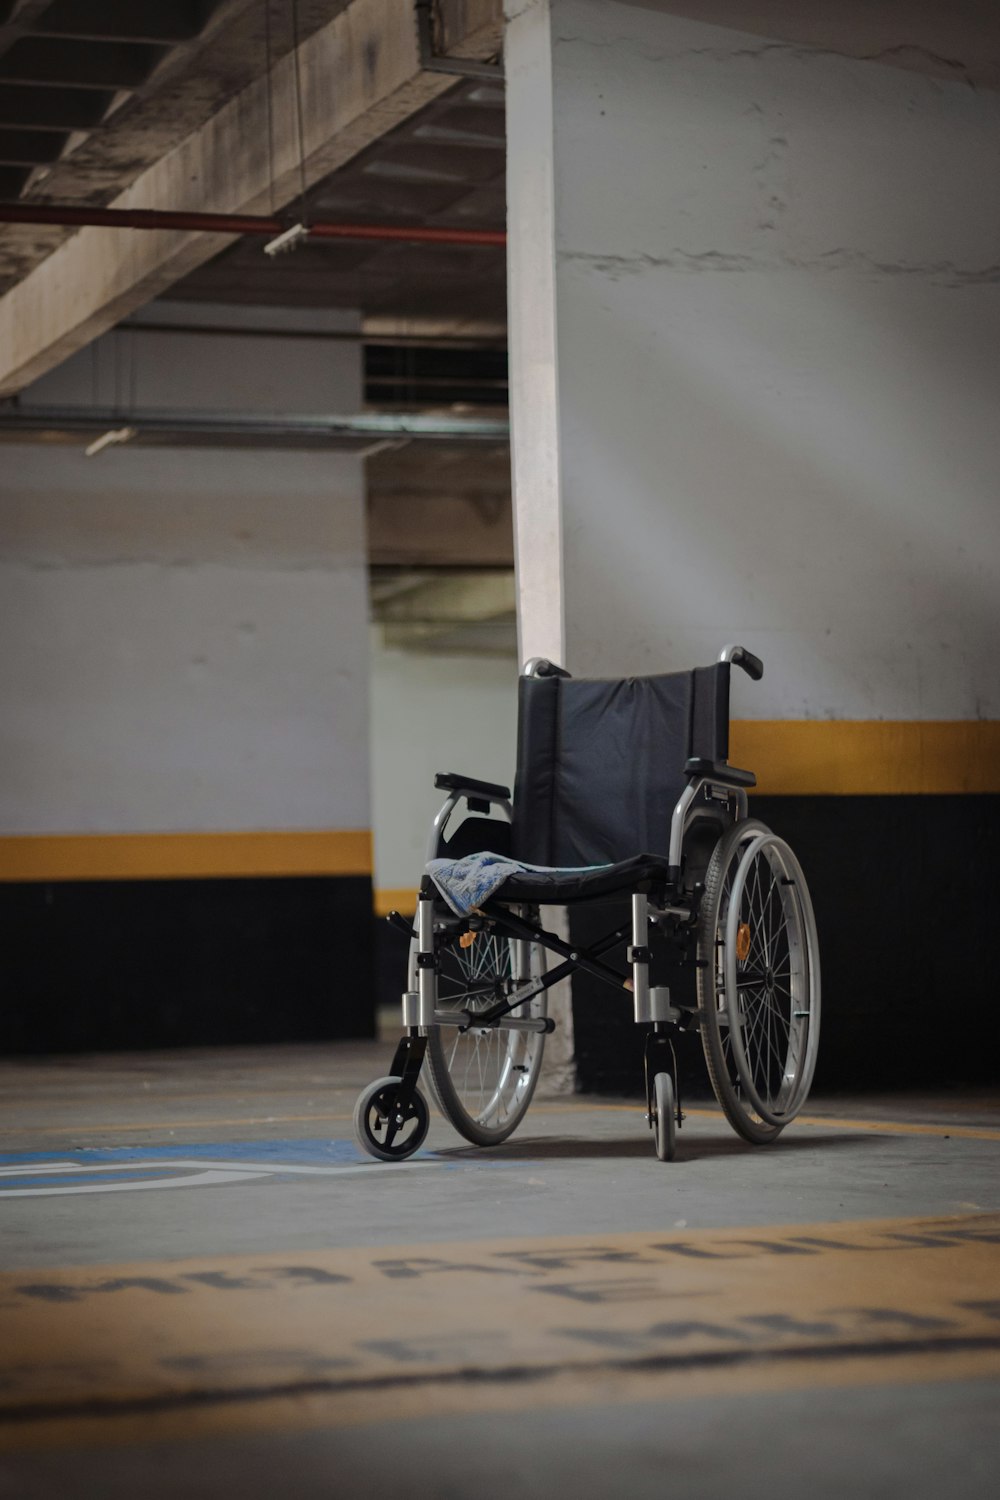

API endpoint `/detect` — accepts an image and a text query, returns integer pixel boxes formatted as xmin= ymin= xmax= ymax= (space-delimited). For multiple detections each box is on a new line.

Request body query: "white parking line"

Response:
xmin=0 ymin=1158 xmax=442 ymax=1197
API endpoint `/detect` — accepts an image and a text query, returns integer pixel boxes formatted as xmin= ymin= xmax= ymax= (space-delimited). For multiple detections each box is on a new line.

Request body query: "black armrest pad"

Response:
xmin=684 ymin=758 xmax=757 ymax=789
xmin=434 ymin=771 xmax=511 ymax=801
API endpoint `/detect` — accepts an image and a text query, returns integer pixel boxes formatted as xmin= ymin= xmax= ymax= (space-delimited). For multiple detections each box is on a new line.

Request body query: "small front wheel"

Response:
xmin=652 ymin=1072 xmax=677 ymax=1161
xmin=354 ymin=1075 xmax=430 ymax=1162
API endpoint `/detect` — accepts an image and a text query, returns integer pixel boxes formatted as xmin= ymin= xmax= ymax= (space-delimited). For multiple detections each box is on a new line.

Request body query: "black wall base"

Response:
xmin=571 ymin=795 xmax=1000 ymax=1096
xmin=3 ymin=875 xmax=375 ymax=1054
xmin=376 ymin=914 xmax=412 ymax=1022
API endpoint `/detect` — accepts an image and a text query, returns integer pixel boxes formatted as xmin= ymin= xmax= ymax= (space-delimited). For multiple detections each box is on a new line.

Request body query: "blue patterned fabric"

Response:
xmin=427 ymin=850 xmax=611 ymax=917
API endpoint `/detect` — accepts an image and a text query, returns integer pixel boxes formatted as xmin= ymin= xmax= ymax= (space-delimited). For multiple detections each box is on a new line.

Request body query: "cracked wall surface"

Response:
xmin=507 ymin=0 xmax=1000 ymax=719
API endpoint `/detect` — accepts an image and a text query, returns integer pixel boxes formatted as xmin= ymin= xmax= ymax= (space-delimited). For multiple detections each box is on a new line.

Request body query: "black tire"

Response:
xmin=697 ymin=819 xmax=821 ymax=1145
xmin=653 ymin=1072 xmax=677 ymax=1162
xmin=353 ymin=1075 xmax=430 ymax=1162
xmin=425 ymin=918 xmax=547 ymax=1147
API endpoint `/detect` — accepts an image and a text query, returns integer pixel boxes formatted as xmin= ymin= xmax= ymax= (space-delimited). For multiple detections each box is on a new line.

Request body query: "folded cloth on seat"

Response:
xmin=427 ymin=849 xmax=611 ymax=917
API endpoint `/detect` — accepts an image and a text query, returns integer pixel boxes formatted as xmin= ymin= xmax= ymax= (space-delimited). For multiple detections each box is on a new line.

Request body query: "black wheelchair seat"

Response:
xmin=433 ymin=851 xmax=676 ymax=909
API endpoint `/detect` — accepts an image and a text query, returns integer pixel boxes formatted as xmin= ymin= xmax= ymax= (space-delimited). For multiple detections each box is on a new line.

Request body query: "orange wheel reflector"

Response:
xmin=736 ymin=922 xmax=751 ymax=962
xmin=459 ymin=930 xmax=477 ymax=949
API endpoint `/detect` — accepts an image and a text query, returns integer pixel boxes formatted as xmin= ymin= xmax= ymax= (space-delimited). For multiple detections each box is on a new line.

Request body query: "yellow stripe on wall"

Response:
xmin=730 ymin=720 xmax=1000 ymax=796
xmin=374 ymin=887 xmax=419 ymax=917
xmin=2 ymin=724 xmax=995 ymax=887
xmin=0 ymin=830 xmax=372 ymax=883
xmin=372 ymin=720 xmax=995 ymax=912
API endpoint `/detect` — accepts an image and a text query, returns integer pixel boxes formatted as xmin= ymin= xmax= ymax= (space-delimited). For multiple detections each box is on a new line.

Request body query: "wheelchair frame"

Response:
xmin=355 ymin=645 xmax=820 ymax=1164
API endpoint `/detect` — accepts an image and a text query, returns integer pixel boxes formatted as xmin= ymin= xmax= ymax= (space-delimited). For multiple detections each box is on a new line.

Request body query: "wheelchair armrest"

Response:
xmin=434 ymin=771 xmax=512 ymax=802
xmin=684 ymin=758 xmax=757 ymax=789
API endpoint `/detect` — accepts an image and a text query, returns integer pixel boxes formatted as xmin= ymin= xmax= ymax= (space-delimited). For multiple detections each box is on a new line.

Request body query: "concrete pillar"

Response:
xmin=0 ymin=303 xmax=372 ymax=1052
xmin=506 ymin=0 xmax=564 ymax=668
xmin=505 ymin=0 xmax=1000 ymax=1091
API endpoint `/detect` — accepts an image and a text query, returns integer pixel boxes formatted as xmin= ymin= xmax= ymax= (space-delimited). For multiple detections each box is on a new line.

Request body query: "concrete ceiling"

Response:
xmin=0 ymin=2 xmax=355 ymax=290
xmin=0 ymin=0 xmax=507 ymax=331
xmin=0 ymin=0 xmax=505 ymax=396
xmin=166 ymin=76 xmax=507 ymax=326
xmin=3 ymin=2 xmax=996 ymax=335
xmin=2 ymin=0 xmax=996 ymax=654
xmin=0 ymin=1 xmax=512 ymax=653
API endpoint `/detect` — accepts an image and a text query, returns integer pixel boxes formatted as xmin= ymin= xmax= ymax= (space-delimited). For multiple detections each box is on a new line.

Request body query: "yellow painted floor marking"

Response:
xmin=794 ymin=1114 xmax=1000 ymax=1142
xmin=0 ymin=1101 xmax=648 ymax=1138
xmin=0 ymin=1081 xmax=384 ymax=1107
xmin=550 ymin=1103 xmax=1000 ymax=1142
xmin=533 ymin=1104 xmax=1000 ymax=1142
xmin=8 ymin=1346 xmax=1000 ymax=1458
xmin=2 ymin=1103 xmax=999 ymax=1141
xmin=0 ymin=1113 xmax=358 ymax=1136
xmin=2 ymin=1213 xmax=999 ymax=1452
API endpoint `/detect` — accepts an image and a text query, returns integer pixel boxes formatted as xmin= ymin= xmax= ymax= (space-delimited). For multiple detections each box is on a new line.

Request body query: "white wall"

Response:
xmin=506 ymin=0 xmax=1000 ymax=720
xmin=369 ymin=637 xmax=517 ymax=893
xmin=28 ymin=301 xmax=362 ymax=417
xmin=0 ymin=304 xmax=369 ymax=837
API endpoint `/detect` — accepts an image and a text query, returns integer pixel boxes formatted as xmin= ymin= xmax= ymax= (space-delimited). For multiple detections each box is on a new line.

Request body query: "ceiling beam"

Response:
xmin=373 ymin=567 xmax=516 ymax=653
xmin=374 ymin=568 xmax=515 ymax=625
xmin=0 ymin=0 xmax=502 ymax=396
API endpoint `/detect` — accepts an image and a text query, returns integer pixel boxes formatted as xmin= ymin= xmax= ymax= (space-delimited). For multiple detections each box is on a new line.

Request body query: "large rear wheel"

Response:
xmin=425 ymin=914 xmax=547 ymax=1147
xmin=697 ymin=819 xmax=820 ymax=1144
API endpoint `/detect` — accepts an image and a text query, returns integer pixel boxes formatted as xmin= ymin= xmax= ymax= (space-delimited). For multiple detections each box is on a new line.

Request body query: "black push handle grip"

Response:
xmin=719 ymin=644 xmax=764 ymax=681
xmin=523 ymin=657 xmax=572 ymax=679
xmin=734 ymin=648 xmax=764 ymax=681
xmin=434 ymin=772 xmax=511 ymax=801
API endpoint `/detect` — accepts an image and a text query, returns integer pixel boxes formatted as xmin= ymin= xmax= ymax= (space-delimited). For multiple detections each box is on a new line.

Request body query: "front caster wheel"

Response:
xmin=354 ymin=1075 xmax=430 ymax=1162
xmin=652 ymin=1072 xmax=677 ymax=1162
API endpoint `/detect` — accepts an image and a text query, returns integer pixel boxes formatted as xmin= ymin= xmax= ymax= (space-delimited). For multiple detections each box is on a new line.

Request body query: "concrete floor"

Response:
xmin=1 ymin=1040 xmax=998 ymax=1498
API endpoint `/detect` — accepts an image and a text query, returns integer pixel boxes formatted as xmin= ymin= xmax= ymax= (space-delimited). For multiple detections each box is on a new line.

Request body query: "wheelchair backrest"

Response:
xmin=511 ymin=663 xmax=731 ymax=866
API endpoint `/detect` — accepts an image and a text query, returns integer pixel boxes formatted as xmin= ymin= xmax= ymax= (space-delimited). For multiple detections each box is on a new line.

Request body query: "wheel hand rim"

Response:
xmin=425 ymin=912 xmax=548 ymax=1146
xmin=435 ymin=930 xmax=540 ymax=1127
xmin=723 ymin=832 xmax=817 ymax=1124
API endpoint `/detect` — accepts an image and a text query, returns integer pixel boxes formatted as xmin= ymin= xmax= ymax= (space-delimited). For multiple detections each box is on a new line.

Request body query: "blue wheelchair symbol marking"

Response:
xmin=0 ymin=1140 xmax=447 ymax=1197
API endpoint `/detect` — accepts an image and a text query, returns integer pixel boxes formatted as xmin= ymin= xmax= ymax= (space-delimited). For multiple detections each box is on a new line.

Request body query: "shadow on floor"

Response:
xmin=436 ymin=1129 xmax=876 ymax=1163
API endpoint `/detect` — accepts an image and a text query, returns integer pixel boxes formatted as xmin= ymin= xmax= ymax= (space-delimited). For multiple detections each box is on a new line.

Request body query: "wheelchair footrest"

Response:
xmin=435 ymin=1011 xmax=555 ymax=1035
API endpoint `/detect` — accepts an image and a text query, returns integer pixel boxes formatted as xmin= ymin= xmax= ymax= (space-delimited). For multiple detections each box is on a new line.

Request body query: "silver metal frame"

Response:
xmin=416 ymin=892 xmax=437 ymax=1028
xmin=669 ymin=777 xmax=748 ymax=867
xmin=426 ymin=785 xmax=513 ymax=866
xmin=410 ymin=644 xmax=758 ymax=1035
xmin=413 ymin=782 xmax=515 ymax=1029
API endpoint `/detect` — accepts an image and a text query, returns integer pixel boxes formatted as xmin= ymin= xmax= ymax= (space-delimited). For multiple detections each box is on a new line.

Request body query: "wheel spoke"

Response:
xmin=699 ymin=825 xmax=819 ymax=1138
xmin=766 ymin=873 xmax=780 ymax=966
xmin=427 ymin=923 xmax=546 ymax=1144
xmin=766 ymin=994 xmax=792 ymax=1037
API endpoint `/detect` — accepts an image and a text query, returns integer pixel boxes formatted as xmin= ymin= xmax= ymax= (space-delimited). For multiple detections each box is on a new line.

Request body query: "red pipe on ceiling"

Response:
xmin=0 ymin=201 xmax=507 ymax=247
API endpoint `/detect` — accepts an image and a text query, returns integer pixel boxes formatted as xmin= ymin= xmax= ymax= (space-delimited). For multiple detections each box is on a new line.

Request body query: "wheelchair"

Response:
xmin=355 ymin=645 xmax=820 ymax=1163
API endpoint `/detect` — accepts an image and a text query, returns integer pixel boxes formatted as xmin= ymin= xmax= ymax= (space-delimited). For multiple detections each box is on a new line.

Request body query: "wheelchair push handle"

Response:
xmin=523 ymin=657 xmax=572 ymax=679
xmin=719 ymin=644 xmax=764 ymax=681
xmin=434 ymin=771 xmax=511 ymax=802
